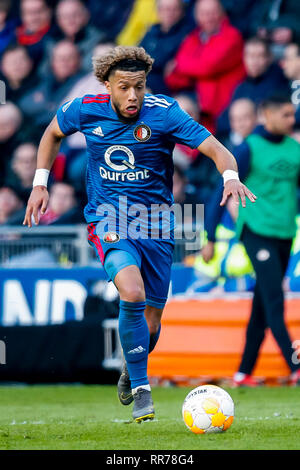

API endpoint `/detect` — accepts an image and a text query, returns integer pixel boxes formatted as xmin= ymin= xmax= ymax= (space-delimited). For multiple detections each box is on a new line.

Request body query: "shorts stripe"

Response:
xmin=87 ymin=223 xmax=105 ymax=264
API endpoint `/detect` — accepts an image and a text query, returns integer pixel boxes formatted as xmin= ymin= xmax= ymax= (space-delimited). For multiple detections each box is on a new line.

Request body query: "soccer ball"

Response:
xmin=182 ymin=385 xmax=234 ymax=434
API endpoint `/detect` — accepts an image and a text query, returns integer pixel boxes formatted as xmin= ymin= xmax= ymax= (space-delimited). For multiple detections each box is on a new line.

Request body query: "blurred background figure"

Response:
xmin=219 ymin=0 xmax=261 ymax=39
xmin=0 ymin=186 xmax=23 ymax=224
xmin=172 ymin=163 xmax=198 ymax=225
xmin=222 ymin=98 xmax=257 ymax=150
xmin=16 ymin=0 xmax=53 ymax=68
xmin=0 ymin=43 xmax=39 ymax=106
xmin=250 ymin=0 xmax=300 ymax=59
xmin=39 ymin=181 xmax=83 ymax=225
xmin=87 ymin=0 xmax=134 ymax=42
xmin=281 ymin=42 xmax=300 ymax=126
xmin=165 ymin=0 xmax=245 ymax=132
xmin=0 ymin=101 xmax=23 ymax=186
xmin=217 ymin=37 xmax=289 ymax=137
xmin=139 ymin=0 xmax=193 ymax=94
xmin=19 ymin=39 xmax=83 ymax=139
xmin=0 ymin=0 xmax=17 ymax=58
xmin=233 ymin=37 xmax=288 ymax=104
xmin=172 ymin=93 xmax=201 ymax=168
xmin=282 ymin=42 xmax=300 ymax=82
xmin=172 ymin=93 xmax=219 ymax=205
xmin=218 ymin=98 xmax=258 ymax=222
xmin=63 ymin=42 xmax=114 ymax=102
xmin=41 ymin=0 xmax=105 ymax=74
xmin=5 ymin=142 xmax=37 ymax=203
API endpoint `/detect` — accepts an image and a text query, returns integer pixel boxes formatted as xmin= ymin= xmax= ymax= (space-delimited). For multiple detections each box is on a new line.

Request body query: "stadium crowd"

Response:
xmin=0 ymin=0 xmax=300 ymax=289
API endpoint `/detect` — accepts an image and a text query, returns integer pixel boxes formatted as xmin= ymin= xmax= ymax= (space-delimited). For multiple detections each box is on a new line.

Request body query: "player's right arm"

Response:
xmin=23 ymin=116 xmax=66 ymax=227
xmin=23 ymin=97 xmax=82 ymax=227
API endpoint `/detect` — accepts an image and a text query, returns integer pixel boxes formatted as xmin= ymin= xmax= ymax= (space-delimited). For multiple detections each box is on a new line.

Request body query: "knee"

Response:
xmin=120 ymin=284 xmax=145 ymax=303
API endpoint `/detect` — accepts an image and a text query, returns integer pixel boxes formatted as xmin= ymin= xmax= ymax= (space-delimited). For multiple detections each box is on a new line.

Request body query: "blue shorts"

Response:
xmin=87 ymin=222 xmax=174 ymax=308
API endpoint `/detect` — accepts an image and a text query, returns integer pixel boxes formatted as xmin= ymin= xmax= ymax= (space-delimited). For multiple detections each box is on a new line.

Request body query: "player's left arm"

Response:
xmin=197 ymin=135 xmax=256 ymax=208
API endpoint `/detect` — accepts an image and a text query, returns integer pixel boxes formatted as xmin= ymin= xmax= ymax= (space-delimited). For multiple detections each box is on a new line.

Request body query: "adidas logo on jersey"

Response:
xmin=92 ymin=126 xmax=104 ymax=136
xmin=128 ymin=346 xmax=146 ymax=354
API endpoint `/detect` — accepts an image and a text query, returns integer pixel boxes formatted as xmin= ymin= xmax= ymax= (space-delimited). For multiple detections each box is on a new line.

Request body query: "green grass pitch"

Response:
xmin=0 ymin=385 xmax=299 ymax=450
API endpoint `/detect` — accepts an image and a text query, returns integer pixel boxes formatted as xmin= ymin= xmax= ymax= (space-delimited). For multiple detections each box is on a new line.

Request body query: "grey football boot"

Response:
xmin=132 ymin=388 xmax=155 ymax=422
xmin=117 ymin=361 xmax=133 ymax=405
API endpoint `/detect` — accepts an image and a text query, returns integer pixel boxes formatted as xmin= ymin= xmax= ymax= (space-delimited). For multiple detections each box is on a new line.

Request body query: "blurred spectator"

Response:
xmin=234 ymin=37 xmax=289 ymax=103
xmin=139 ymin=0 xmax=193 ymax=94
xmin=173 ymin=164 xmax=198 ymax=224
xmin=222 ymin=99 xmax=257 ymax=151
xmin=0 ymin=0 xmax=18 ymax=58
xmin=175 ymin=93 xmax=199 ymax=121
xmin=172 ymin=93 xmax=201 ymax=168
xmin=0 ymin=43 xmax=39 ymax=106
xmin=0 ymin=186 xmax=23 ymax=224
xmin=172 ymin=92 xmax=219 ymax=204
xmin=16 ymin=0 xmax=53 ymax=67
xmin=220 ymin=0 xmax=261 ymax=38
xmin=165 ymin=0 xmax=245 ymax=132
xmin=5 ymin=142 xmax=37 ymax=202
xmin=281 ymin=43 xmax=300 ymax=125
xmin=88 ymin=0 xmax=134 ymax=42
xmin=217 ymin=37 xmax=289 ymax=137
xmin=39 ymin=181 xmax=83 ymax=225
xmin=59 ymin=42 xmax=113 ymax=150
xmin=19 ymin=39 xmax=83 ymax=138
xmin=282 ymin=43 xmax=300 ymax=81
xmin=41 ymin=0 xmax=105 ymax=74
xmin=218 ymin=98 xmax=257 ymax=223
xmin=251 ymin=0 xmax=300 ymax=58
xmin=64 ymin=42 xmax=113 ymax=101
xmin=173 ymin=164 xmax=187 ymax=204
xmin=116 ymin=0 xmax=158 ymax=46
xmin=0 ymin=101 xmax=23 ymax=186
xmin=1 ymin=178 xmax=84 ymax=225
xmin=185 ymin=154 xmax=219 ymax=205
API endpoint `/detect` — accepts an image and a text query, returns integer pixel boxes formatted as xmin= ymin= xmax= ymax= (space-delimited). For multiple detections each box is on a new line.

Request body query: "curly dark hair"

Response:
xmin=92 ymin=46 xmax=154 ymax=83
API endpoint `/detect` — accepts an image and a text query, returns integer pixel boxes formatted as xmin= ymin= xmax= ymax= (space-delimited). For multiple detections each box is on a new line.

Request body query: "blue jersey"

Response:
xmin=56 ymin=93 xmax=210 ymax=237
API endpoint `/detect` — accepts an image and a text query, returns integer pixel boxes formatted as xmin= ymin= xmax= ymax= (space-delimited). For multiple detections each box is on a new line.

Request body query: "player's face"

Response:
xmin=105 ymin=70 xmax=146 ymax=121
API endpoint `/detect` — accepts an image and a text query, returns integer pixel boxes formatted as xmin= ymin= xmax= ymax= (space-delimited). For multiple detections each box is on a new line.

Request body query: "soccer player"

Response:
xmin=203 ymin=94 xmax=300 ymax=387
xmin=23 ymin=46 xmax=256 ymax=421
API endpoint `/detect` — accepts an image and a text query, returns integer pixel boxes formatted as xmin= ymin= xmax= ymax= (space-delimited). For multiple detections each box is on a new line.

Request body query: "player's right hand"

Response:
xmin=23 ymin=186 xmax=49 ymax=228
xmin=202 ymin=241 xmax=215 ymax=263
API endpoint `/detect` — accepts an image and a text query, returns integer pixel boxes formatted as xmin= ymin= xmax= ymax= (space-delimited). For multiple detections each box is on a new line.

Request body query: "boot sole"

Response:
xmin=134 ymin=412 xmax=155 ymax=423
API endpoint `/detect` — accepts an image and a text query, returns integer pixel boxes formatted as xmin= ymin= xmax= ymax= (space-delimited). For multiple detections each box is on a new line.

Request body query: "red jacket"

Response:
xmin=165 ymin=18 xmax=245 ymax=131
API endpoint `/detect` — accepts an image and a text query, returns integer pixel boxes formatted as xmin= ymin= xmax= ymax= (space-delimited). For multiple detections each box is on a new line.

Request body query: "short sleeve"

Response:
xmin=56 ymin=97 xmax=82 ymax=135
xmin=165 ymin=100 xmax=211 ymax=148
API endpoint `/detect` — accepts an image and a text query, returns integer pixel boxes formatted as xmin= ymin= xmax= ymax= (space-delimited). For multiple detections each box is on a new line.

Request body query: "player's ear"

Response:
xmin=105 ymin=81 xmax=111 ymax=94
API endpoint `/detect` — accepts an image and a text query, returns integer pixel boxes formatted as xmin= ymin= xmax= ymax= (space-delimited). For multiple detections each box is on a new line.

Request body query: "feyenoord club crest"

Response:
xmin=103 ymin=232 xmax=120 ymax=243
xmin=133 ymin=124 xmax=151 ymax=142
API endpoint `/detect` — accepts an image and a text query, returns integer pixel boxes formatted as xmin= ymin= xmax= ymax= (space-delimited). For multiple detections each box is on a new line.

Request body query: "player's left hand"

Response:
xmin=220 ymin=180 xmax=257 ymax=208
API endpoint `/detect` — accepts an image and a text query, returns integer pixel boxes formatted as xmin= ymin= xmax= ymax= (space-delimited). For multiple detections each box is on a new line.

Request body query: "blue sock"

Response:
xmin=149 ymin=323 xmax=161 ymax=353
xmin=118 ymin=300 xmax=149 ymax=389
